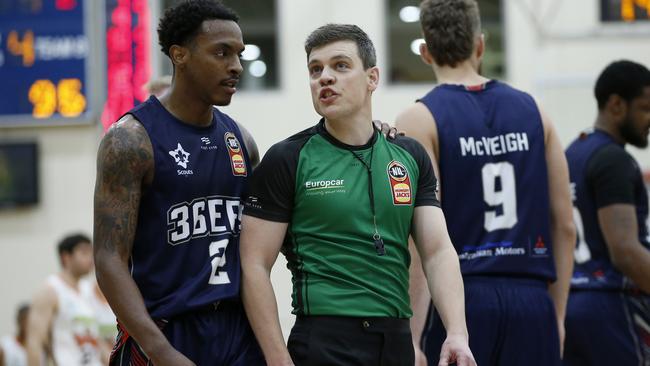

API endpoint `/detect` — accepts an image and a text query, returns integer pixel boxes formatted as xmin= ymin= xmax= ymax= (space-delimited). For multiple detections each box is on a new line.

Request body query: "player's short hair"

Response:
xmin=57 ymin=233 xmax=91 ymax=257
xmin=419 ymin=0 xmax=481 ymax=67
xmin=305 ymin=24 xmax=377 ymax=70
xmin=158 ymin=0 xmax=239 ymax=57
xmin=595 ymin=60 xmax=650 ymax=110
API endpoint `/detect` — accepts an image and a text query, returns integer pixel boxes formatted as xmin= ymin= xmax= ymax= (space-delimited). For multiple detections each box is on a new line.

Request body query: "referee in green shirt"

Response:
xmin=240 ymin=24 xmax=475 ymax=366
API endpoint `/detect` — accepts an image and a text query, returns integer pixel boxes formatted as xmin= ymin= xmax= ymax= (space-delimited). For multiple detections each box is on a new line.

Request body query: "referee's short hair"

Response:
xmin=305 ymin=24 xmax=377 ymax=70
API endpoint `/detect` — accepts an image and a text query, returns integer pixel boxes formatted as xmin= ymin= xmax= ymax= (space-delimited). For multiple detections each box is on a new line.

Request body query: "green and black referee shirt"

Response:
xmin=244 ymin=119 xmax=440 ymax=318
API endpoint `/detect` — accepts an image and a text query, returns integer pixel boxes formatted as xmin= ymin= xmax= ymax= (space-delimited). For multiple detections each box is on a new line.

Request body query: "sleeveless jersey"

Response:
xmin=47 ymin=275 xmax=101 ymax=366
xmin=0 ymin=336 xmax=26 ymax=366
xmin=566 ymin=129 xmax=650 ymax=290
xmin=128 ymin=96 xmax=251 ymax=319
xmin=80 ymin=279 xmax=117 ymax=343
xmin=419 ymin=80 xmax=555 ymax=280
xmin=245 ymin=120 xmax=439 ymax=317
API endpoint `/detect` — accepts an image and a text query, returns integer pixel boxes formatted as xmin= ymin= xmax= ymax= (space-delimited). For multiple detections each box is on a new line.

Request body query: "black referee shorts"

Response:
xmin=287 ymin=315 xmax=414 ymax=366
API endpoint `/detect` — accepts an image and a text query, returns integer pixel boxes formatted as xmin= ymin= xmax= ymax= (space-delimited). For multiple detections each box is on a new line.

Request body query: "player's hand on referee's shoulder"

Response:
xmin=373 ymin=120 xmax=401 ymax=139
xmin=438 ymin=333 xmax=476 ymax=366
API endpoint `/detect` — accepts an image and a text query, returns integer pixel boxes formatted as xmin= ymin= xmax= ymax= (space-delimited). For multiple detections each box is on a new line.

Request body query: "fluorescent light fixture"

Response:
xmin=399 ymin=6 xmax=420 ymax=23
xmin=249 ymin=60 xmax=267 ymax=77
xmin=410 ymin=38 xmax=424 ymax=55
xmin=241 ymin=44 xmax=261 ymax=61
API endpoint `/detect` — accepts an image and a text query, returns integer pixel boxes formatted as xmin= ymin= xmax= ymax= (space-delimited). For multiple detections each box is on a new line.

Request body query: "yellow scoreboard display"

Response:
xmin=0 ymin=1 xmax=96 ymax=126
xmin=602 ymin=0 xmax=650 ymax=22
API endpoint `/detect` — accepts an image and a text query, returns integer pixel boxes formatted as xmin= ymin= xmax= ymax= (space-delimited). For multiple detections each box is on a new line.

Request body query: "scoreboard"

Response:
xmin=0 ymin=0 xmax=102 ymax=127
xmin=601 ymin=0 xmax=650 ymax=22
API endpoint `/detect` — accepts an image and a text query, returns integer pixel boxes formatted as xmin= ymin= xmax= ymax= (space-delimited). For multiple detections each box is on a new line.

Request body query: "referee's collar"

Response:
xmin=316 ymin=118 xmax=378 ymax=151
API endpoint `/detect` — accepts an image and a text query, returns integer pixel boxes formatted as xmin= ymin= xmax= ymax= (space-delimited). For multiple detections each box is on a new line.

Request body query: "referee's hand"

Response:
xmin=438 ymin=333 xmax=476 ymax=366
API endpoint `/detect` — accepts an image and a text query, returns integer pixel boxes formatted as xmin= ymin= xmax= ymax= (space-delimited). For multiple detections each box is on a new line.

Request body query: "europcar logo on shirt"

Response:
xmin=387 ymin=160 xmax=412 ymax=205
xmin=224 ymin=132 xmax=247 ymax=176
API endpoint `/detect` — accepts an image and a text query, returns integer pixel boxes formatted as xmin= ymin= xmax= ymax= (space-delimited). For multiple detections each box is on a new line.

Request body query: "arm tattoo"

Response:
xmin=93 ymin=117 xmax=153 ymax=260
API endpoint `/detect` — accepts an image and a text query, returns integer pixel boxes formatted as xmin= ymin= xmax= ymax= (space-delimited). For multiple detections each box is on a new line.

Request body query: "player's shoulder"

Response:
xmin=398 ymin=101 xmax=434 ymax=120
xmin=98 ymin=115 xmax=153 ymax=171
xmin=396 ymin=102 xmax=436 ymax=138
xmin=104 ymin=114 xmax=150 ymax=145
xmin=590 ymin=143 xmax=635 ymax=168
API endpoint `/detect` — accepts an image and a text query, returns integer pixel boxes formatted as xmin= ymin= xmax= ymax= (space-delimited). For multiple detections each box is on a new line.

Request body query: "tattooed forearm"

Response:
xmin=93 ymin=116 xmax=153 ymax=260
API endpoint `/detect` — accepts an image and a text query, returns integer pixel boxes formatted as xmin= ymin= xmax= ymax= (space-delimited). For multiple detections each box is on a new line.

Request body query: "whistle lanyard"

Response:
xmin=348 ymin=145 xmax=385 ymax=256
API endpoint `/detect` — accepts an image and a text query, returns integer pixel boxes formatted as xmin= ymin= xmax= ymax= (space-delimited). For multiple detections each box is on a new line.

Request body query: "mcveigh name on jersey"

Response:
xmin=459 ymin=132 xmax=529 ymax=157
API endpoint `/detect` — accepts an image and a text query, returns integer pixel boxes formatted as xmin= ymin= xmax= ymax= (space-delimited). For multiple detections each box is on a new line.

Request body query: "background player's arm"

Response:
xmin=396 ymin=102 xmax=440 ymax=362
xmin=239 ymin=216 xmax=292 ymax=366
xmin=600 ymin=205 xmax=650 ymax=292
xmin=412 ymin=206 xmax=475 ymax=366
xmin=540 ymin=106 xmax=576 ymax=355
xmin=236 ymin=121 xmax=260 ymax=169
xmin=93 ymin=116 xmax=195 ymax=366
xmin=25 ymin=284 xmax=56 ymax=366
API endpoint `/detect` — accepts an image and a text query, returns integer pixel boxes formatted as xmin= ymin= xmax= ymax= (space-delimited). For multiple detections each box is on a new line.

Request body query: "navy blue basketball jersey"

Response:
xmin=127 ymin=96 xmax=250 ymax=319
xmin=419 ymin=81 xmax=555 ymax=280
xmin=566 ymin=129 xmax=650 ymax=291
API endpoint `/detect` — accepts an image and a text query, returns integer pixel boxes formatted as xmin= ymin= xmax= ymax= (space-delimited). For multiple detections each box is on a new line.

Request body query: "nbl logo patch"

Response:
xmin=224 ymin=132 xmax=247 ymax=176
xmin=387 ymin=160 xmax=412 ymax=205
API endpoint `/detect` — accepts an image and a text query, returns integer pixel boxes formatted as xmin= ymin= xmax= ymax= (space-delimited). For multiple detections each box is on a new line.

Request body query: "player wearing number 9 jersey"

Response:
xmin=396 ymin=1 xmax=576 ymax=365
xmin=93 ymin=1 xmax=264 ymax=365
xmin=563 ymin=60 xmax=650 ymax=366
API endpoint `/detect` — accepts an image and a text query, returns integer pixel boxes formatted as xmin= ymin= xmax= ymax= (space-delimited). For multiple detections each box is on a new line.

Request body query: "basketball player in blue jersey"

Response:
xmin=93 ymin=1 xmax=264 ymax=365
xmin=396 ymin=1 xmax=576 ymax=365
xmin=563 ymin=60 xmax=650 ymax=366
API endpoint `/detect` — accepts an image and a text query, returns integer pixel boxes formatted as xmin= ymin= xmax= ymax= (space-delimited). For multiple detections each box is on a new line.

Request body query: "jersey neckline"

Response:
xmin=436 ymin=79 xmax=498 ymax=92
xmin=316 ymin=118 xmax=379 ymax=151
xmin=149 ymin=96 xmax=219 ymax=132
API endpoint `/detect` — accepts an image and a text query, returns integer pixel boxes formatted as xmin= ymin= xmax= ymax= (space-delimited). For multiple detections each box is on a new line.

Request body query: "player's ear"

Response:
xmin=367 ymin=66 xmax=380 ymax=92
xmin=476 ymin=33 xmax=485 ymax=60
xmin=169 ymin=45 xmax=189 ymax=68
xmin=419 ymin=43 xmax=433 ymax=66
xmin=607 ymin=94 xmax=628 ymax=123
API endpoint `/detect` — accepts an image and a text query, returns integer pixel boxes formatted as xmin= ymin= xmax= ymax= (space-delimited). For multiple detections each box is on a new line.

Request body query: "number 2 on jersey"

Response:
xmin=209 ymin=239 xmax=230 ymax=285
xmin=481 ymin=162 xmax=518 ymax=231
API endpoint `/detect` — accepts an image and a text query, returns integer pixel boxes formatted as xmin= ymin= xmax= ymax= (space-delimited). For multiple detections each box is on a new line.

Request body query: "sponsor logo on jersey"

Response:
xmin=224 ymin=132 xmax=247 ymax=176
xmin=387 ymin=160 xmax=412 ymax=205
xmin=459 ymin=241 xmax=526 ymax=260
xmin=304 ymin=179 xmax=346 ymax=196
xmin=167 ymin=195 xmax=242 ymax=245
xmin=169 ymin=143 xmax=193 ymax=175
xmin=200 ymin=136 xmax=218 ymax=150
xmin=305 ymin=179 xmax=345 ymax=190
xmin=532 ymin=235 xmax=549 ymax=256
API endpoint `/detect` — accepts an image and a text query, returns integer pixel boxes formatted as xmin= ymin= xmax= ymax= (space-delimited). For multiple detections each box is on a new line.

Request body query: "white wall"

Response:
xmin=1 ymin=0 xmax=649 ymax=338
xmin=0 ymin=124 xmax=101 ymax=336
